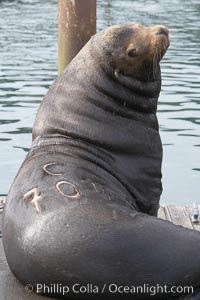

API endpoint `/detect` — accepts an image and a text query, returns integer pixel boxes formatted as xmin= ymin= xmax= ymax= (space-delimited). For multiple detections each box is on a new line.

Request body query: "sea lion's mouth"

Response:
xmin=115 ymin=69 xmax=161 ymax=97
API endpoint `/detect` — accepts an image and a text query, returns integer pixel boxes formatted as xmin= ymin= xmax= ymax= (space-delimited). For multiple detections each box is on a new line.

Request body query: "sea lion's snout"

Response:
xmin=155 ymin=26 xmax=169 ymax=37
xmin=151 ymin=25 xmax=170 ymax=47
xmin=151 ymin=25 xmax=170 ymax=62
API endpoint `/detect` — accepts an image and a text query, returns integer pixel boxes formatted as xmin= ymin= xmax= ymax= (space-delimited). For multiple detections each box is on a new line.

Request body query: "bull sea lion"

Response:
xmin=2 ymin=24 xmax=200 ymax=299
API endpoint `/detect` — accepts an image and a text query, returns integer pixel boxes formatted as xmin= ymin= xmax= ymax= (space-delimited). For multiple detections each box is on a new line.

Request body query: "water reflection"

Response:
xmin=0 ymin=0 xmax=199 ymax=204
xmin=13 ymin=146 xmax=30 ymax=152
xmin=4 ymin=127 xmax=32 ymax=134
xmin=0 ymin=119 xmax=20 ymax=125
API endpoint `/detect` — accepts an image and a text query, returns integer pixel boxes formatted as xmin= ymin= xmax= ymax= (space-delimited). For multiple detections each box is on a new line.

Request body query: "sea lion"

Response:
xmin=2 ymin=24 xmax=200 ymax=299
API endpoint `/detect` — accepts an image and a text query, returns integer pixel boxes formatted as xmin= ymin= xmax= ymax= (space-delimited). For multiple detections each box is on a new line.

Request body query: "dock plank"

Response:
xmin=157 ymin=206 xmax=167 ymax=220
xmin=165 ymin=205 xmax=194 ymax=229
xmin=185 ymin=205 xmax=200 ymax=231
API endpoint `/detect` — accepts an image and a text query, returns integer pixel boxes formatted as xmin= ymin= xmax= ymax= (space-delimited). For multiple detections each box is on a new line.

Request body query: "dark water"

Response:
xmin=0 ymin=0 xmax=199 ymax=204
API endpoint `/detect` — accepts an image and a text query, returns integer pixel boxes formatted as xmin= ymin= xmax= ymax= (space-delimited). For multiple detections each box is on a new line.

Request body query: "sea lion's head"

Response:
xmin=93 ymin=23 xmax=169 ymax=82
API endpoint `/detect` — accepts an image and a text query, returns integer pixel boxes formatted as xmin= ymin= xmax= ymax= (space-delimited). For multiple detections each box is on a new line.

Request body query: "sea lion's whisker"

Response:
xmin=156 ymin=51 xmax=159 ymax=77
xmin=163 ymin=40 xmax=168 ymax=52
xmin=149 ymin=52 xmax=155 ymax=80
xmin=158 ymin=50 xmax=162 ymax=62
xmin=162 ymin=41 xmax=166 ymax=53
xmin=152 ymin=53 xmax=155 ymax=79
xmin=153 ymin=52 xmax=156 ymax=79
xmin=155 ymin=50 xmax=159 ymax=79
xmin=153 ymin=51 xmax=158 ymax=80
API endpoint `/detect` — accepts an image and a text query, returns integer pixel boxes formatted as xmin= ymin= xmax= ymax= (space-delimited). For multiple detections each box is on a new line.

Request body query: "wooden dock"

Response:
xmin=158 ymin=205 xmax=200 ymax=230
xmin=0 ymin=204 xmax=199 ymax=300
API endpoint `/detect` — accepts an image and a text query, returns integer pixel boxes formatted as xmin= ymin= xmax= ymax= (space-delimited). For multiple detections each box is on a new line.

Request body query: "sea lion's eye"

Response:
xmin=127 ymin=49 xmax=136 ymax=58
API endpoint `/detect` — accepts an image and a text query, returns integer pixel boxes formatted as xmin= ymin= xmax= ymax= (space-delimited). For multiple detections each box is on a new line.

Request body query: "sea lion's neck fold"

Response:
xmin=114 ymin=69 xmax=161 ymax=98
xmin=88 ymin=63 xmax=159 ymax=114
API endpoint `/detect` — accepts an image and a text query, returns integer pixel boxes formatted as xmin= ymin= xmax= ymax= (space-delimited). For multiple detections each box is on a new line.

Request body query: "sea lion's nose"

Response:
xmin=156 ymin=27 xmax=169 ymax=37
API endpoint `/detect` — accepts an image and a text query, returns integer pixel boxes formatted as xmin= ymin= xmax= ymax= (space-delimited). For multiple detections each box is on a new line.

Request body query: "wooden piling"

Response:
xmin=58 ymin=0 xmax=96 ymax=75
